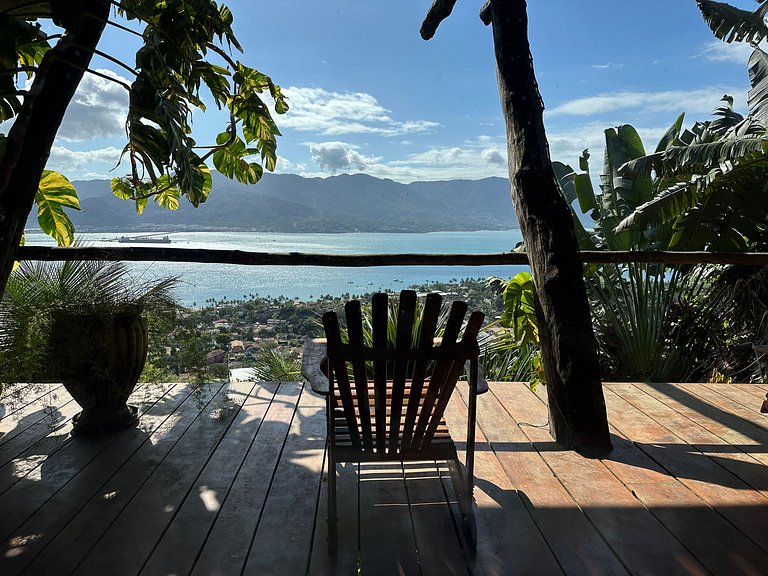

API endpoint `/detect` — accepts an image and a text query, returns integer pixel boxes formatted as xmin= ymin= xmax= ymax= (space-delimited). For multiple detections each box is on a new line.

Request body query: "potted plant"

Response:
xmin=0 ymin=257 xmax=179 ymax=435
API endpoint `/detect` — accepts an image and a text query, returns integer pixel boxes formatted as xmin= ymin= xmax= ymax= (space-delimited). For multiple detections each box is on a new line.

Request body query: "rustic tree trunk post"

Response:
xmin=483 ymin=0 xmax=611 ymax=452
xmin=0 ymin=0 xmax=110 ymax=300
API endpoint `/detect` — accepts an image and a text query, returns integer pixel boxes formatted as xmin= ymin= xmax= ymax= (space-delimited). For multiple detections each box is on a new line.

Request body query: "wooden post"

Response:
xmin=483 ymin=0 xmax=611 ymax=453
xmin=0 ymin=0 xmax=111 ymax=301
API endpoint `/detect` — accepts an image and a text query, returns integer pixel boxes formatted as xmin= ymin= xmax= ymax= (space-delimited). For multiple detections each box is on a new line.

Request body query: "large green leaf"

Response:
xmin=212 ymin=132 xmax=263 ymax=185
xmin=34 ymin=170 xmax=79 ymax=247
xmin=655 ymin=113 xmax=686 ymax=153
xmin=697 ymin=0 xmax=768 ymax=44
xmin=499 ymin=272 xmax=539 ymax=347
xmin=748 ymin=47 xmax=768 ymax=127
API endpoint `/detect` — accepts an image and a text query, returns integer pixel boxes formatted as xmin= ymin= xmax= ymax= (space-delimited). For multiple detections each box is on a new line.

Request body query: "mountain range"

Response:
xmin=47 ymin=172 xmax=518 ymax=233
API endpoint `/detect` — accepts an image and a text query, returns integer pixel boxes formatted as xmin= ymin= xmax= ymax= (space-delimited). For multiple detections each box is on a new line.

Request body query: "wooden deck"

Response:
xmin=1 ymin=379 xmax=768 ymax=575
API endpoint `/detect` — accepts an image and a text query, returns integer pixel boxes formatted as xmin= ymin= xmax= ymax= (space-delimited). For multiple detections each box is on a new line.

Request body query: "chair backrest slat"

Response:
xmin=323 ymin=290 xmax=483 ymax=457
xmin=371 ymin=292 xmax=389 ymax=454
xmin=400 ymin=292 xmax=442 ymax=452
xmin=388 ymin=290 xmax=417 ymax=453
xmin=411 ymin=299 xmax=468 ymax=448
xmin=420 ymin=310 xmax=484 ymax=448
xmin=345 ymin=300 xmax=373 ymax=451
xmin=323 ymin=311 xmax=361 ymax=450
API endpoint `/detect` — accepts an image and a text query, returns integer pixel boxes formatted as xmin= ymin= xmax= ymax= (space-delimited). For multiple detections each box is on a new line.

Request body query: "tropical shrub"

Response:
xmin=251 ymin=344 xmax=302 ymax=383
xmin=0 ymin=258 xmax=179 ymax=387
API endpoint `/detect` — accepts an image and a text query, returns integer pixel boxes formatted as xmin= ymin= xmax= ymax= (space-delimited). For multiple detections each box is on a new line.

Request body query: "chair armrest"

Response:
xmin=301 ymin=338 xmax=330 ymax=395
xmin=465 ymin=359 xmax=489 ymax=394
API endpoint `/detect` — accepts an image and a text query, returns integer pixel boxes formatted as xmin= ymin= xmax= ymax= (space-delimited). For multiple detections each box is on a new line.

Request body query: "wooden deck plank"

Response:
xmin=667 ymin=382 xmax=768 ymax=446
xmin=0 ymin=401 xmax=79 ymax=490
xmin=190 ymin=382 xmax=302 ymax=576
xmin=464 ymin=384 xmax=628 ymax=576
xmin=603 ymin=385 xmax=768 ymax=575
xmin=307 ymin=459 xmax=359 ymax=576
xmin=445 ymin=386 xmax=564 ymax=576
xmin=729 ymin=383 xmax=768 ymax=400
xmin=139 ymin=381 xmax=273 ymax=576
xmin=404 ymin=461 xmax=470 ymax=576
xmin=606 ymin=384 xmax=768 ymax=516
xmin=1 ymin=380 xmax=767 ymax=575
xmin=638 ymin=382 xmax=768 ymax=447
xmin=0 ymin=383 xmax=67 ymax=445
xmin=22 ymin=381 xmax=226 ymax=576
xmin=701 ymin=381 xmax=768 ymax=410
xmin=242 ymin=384 xmax=327 ymax=575
xmin=618 ymin=383 xmax=768 ymax=495
xmin=72 ymin=382 xmax=254 ymax=576
xmin=603 ymin=384 xmax=768 ymax=554
xmin=357 ymin=462 xmax=421 ymax=576
xmin=0 ymin=385 xmax=178 ymax=544
xmin=493 ymin=382 xmax=708 ymax=576
xmin=0 ymin=383 xmax=187 ymax=574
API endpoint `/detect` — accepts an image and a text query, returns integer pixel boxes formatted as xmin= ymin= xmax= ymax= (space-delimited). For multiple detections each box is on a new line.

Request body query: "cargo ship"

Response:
xmin=117 ymin=234 xmax=172 ymax=244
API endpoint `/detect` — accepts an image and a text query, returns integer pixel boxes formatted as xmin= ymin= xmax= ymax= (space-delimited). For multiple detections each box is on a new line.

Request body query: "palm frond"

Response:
xmin=615 ymin=178 xmax=710 ymax=233
xmin=251 ymin=345 xmax=301 ymax=382
xmin=619 ymin=152 xmax=664 ymax=179
xmin=659 ymin=137 xmax=768 ymax=173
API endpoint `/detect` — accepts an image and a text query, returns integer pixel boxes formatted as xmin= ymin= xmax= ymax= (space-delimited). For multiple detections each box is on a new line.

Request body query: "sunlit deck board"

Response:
xmin=0 ymin=380 xmax=767 ymax=575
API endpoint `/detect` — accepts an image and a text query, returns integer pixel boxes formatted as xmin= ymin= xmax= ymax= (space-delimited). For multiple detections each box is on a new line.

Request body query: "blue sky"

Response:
xmin=42 ymin=0 xmax=757 ymax=183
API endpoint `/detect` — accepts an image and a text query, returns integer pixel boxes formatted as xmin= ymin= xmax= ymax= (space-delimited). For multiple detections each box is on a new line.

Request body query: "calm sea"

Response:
xmin=24 ymin=230 xmax=527 ymax=305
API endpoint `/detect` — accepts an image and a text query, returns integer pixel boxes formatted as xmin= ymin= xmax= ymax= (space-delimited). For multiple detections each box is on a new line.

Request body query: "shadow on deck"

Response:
xmin=1 ymin=379 xmax=767 ymax=575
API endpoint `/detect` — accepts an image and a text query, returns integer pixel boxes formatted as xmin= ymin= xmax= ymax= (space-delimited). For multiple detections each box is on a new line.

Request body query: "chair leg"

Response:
xmin=327 ymin=444 xmax=338 ymax=556
xmin=448 ymin=457 xmax=477 ymax=550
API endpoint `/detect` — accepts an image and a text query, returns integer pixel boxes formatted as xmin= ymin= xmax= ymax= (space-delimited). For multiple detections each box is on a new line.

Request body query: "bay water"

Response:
xmin=24 ymin=230 xmax=526 ymax=305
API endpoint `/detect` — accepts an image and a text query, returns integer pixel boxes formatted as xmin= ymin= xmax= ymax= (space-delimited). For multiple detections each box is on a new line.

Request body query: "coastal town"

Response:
xmin=175 ymin=279 xmax=503 ymax=378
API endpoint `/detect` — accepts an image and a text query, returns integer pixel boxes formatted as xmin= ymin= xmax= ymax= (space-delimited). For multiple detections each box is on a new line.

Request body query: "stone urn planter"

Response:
xmin=51 ymin=307 xmax=149 ymax=435
xmin=0 ymin=255 xmax=178 ymax=436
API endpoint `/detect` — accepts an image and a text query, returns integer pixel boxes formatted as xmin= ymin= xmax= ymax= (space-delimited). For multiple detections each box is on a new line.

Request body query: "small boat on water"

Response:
xmin=117 ymin=234 xmax=172 ymax=244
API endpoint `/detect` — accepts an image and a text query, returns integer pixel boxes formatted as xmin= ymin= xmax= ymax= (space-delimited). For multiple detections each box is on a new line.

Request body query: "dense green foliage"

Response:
xmin=1 ymin=0 xmax=287 ymax=247
xmin=0 ymin=257 xmax=179 ymax=386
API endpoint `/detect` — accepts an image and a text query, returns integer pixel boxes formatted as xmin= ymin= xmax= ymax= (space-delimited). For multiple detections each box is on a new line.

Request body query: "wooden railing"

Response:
xmin=15 ymin=246 xmax=768 ymax=267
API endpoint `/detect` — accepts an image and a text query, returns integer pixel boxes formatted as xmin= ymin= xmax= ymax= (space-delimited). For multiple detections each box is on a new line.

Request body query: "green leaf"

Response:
xmin=500 ymin=272 xmax=539 ymax=347
xmin=748 ymin=47 xmax=768 ymax=127
xmin=697 ymin=0 xmax=768 ymax=44
xmin=35 ymin=202 xmax=75 ymax=247
xmin=135 ymin=196 xmax=148 ymax=215
xmin=37 ymin=170 xmax=80 ymax=210
xmin=655 ymin=113 xmax=685 ymax=153
xmin=212 ymin=135 xmax=263 ymax=184
xmin=34 ymin=171 xmax=79 ymax=247
xmin=111 ymin=177 xmax=135 ymax=200
xmin=573 ymin=173 xmax=597 ymax=213
xmin=154 ymin=176 xmax=181 ymax=210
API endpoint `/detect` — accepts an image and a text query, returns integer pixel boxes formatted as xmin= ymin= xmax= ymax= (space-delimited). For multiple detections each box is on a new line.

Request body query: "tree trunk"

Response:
xmin=487 ymin=0 xmax=611 ymax=453
xmin=0 ymin=0 xmax=110 ymax=299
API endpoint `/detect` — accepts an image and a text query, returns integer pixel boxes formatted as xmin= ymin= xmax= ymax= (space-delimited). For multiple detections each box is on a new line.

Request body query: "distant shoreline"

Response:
xmin=25 ymin=226 xmax=520 ymax=236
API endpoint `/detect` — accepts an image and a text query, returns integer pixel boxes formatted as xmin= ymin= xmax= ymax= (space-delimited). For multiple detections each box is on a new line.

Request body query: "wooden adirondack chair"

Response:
xmin=301 ymin=290 xmax=488 ymax=555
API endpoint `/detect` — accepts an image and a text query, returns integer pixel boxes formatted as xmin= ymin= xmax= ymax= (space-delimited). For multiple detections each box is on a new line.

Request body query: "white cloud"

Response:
xmin=481 ymin=147 xmax=506 ymax=166
xmin=280 ymin=86 xmax=440 ymax=136
xmin=296 ymin=139 xmax=511 ymax=182
xmin=46 ymin=146 xmax=123 ymax=179
xmin=274 ymin=155 xmax=307 ymax=174
xmin=308 ymin=142 xmax=381 ymax=173
xmin=696 ymin=40 xmax=754 ymax=64
xmin=57 ymin=69 xmax=130 ymax=141
xmin=591 ymin=63 xmax=624 ymax=70
xmin=548 ymin=87 xmax=747 ymax=118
